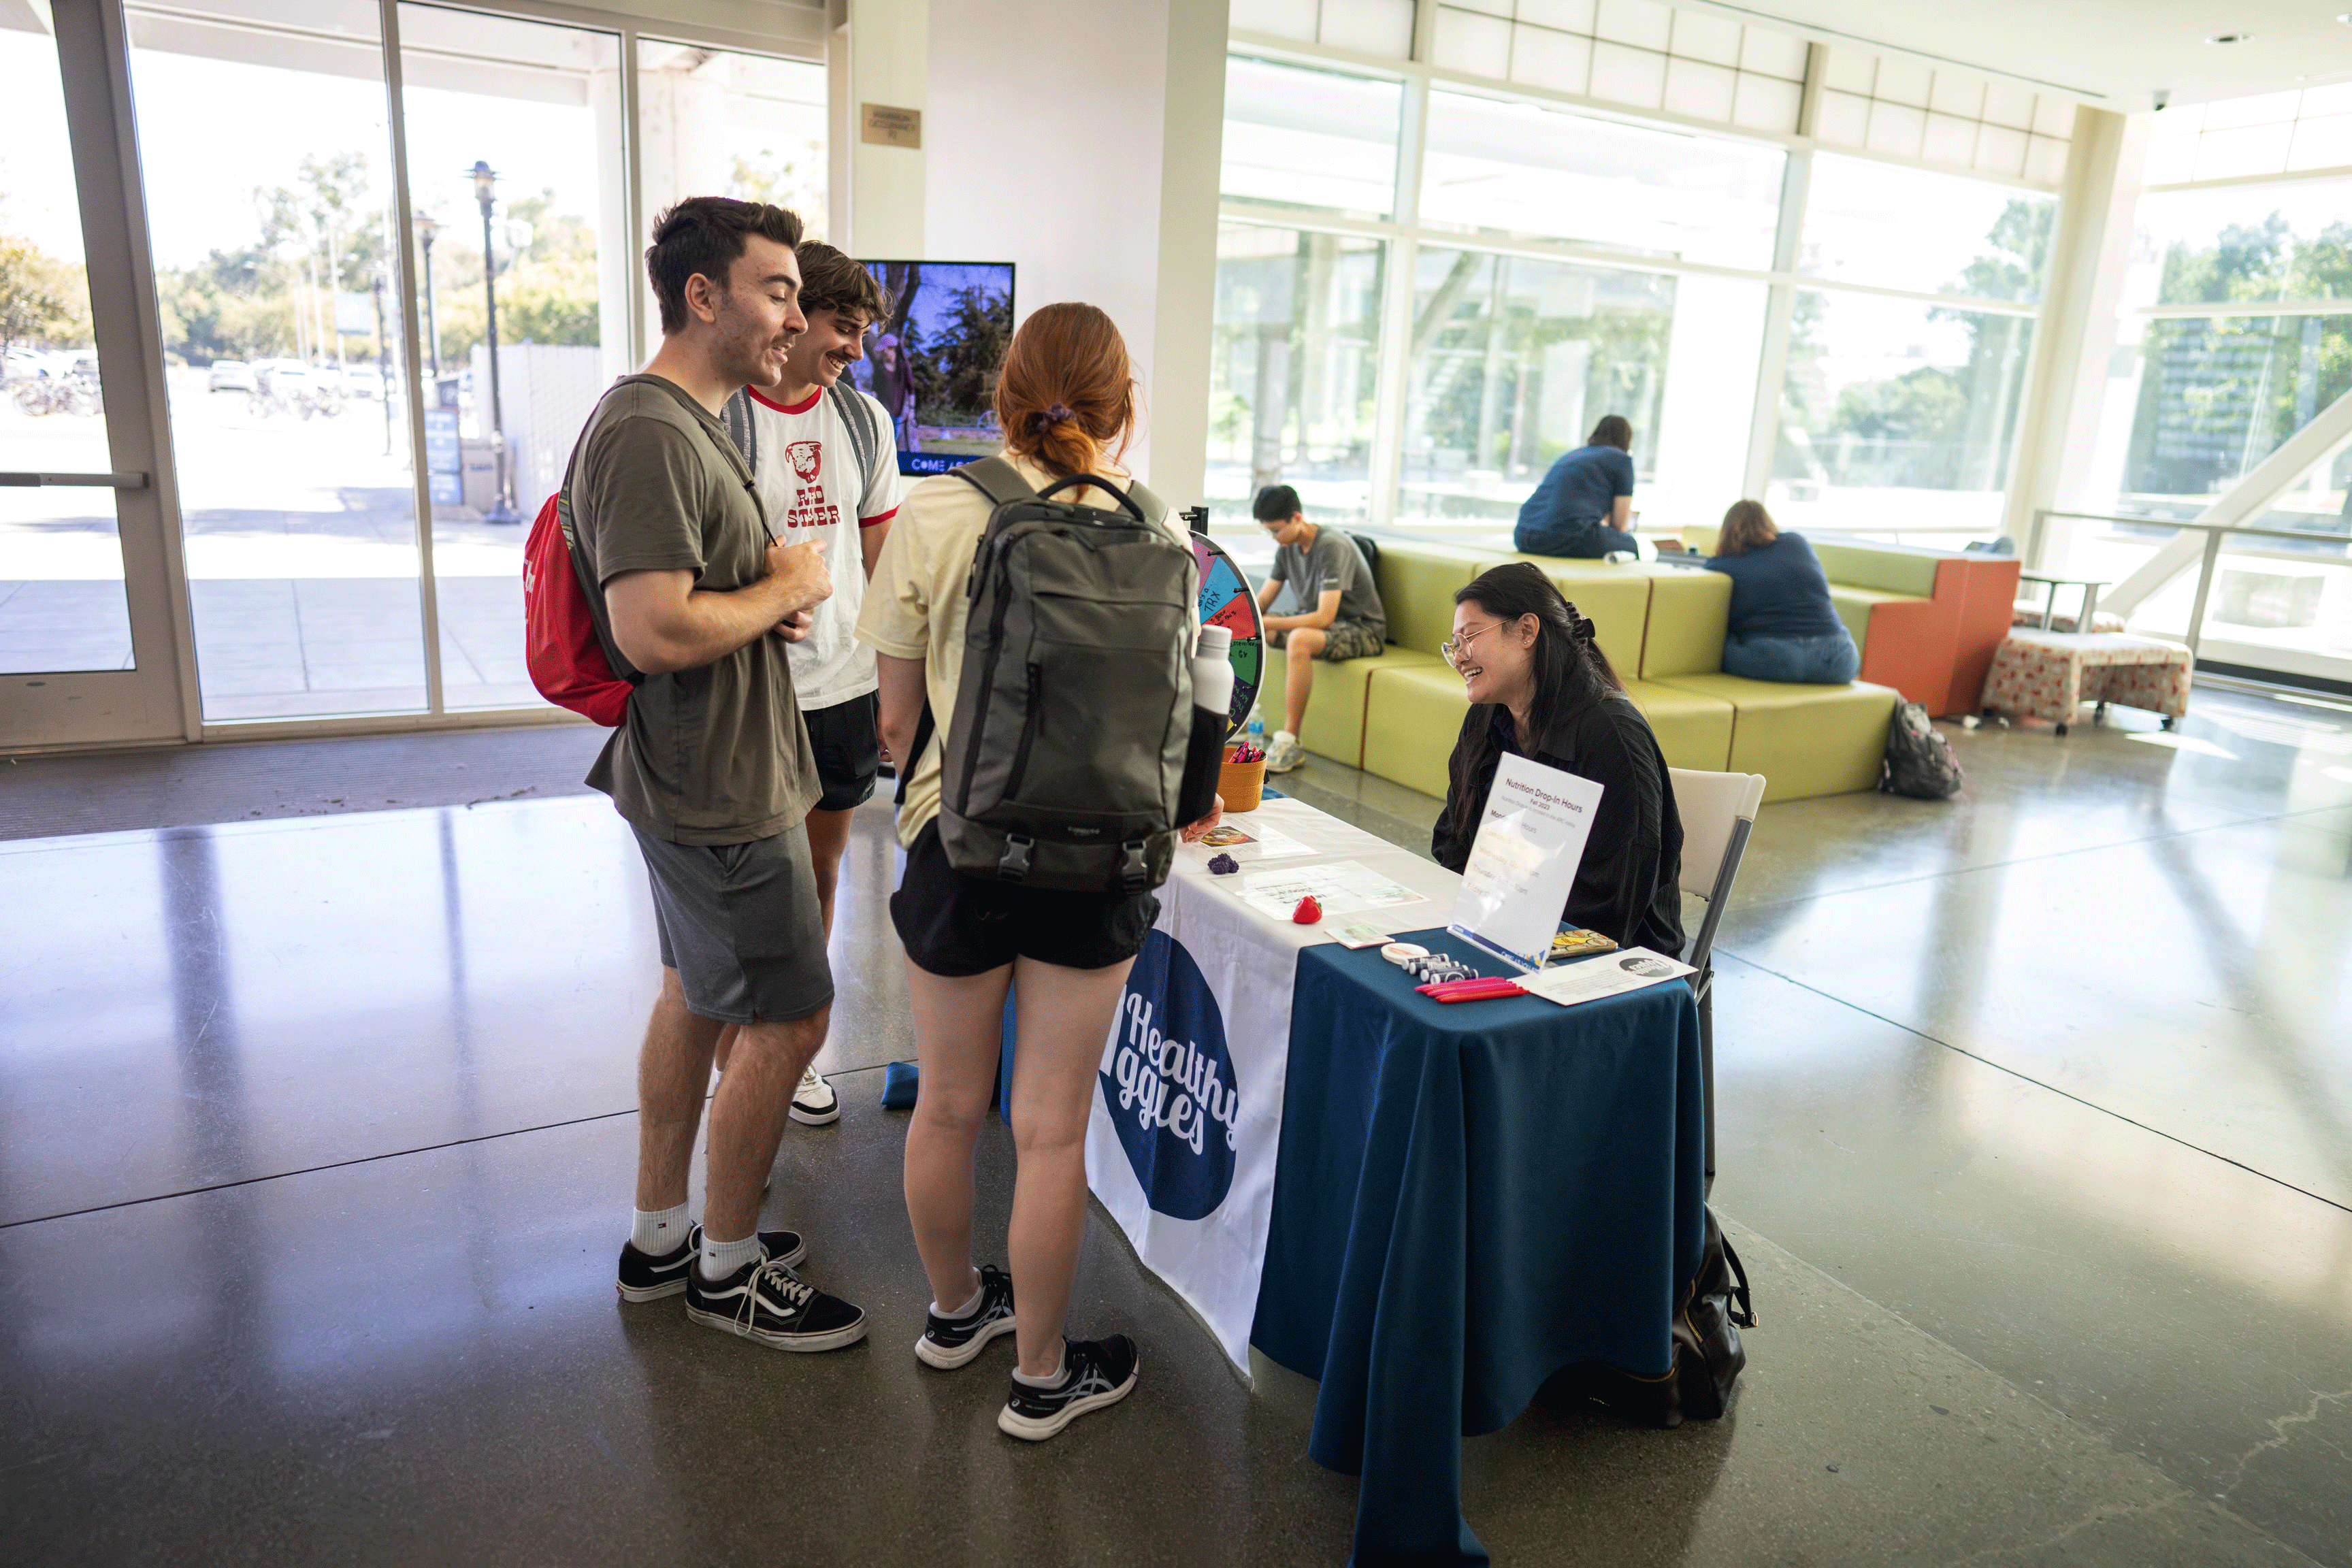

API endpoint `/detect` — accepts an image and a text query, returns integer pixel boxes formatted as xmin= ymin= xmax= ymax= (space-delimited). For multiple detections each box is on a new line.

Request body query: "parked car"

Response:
xmin=209 ymin=359 xmax=256 ymax=393
xmin=4 ymin=346 xmax=53 ymax=381
xmin=255 ymin=359 xmax=308 ymax=394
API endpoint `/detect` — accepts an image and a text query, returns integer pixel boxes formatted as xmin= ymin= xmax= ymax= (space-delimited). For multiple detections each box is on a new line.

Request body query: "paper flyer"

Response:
xmin=1522 ymin=948 xmax=1695 ymax=1007
xmin=1448 ymin=753 xmax=1603 ymax=971
xmin=1231 ymin=860 xmax=1427 ymax=921
xmin=1181 ymin=822 xmax=1315 ymax=865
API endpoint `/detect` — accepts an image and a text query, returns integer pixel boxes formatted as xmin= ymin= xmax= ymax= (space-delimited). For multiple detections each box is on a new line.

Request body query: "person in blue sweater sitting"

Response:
xmin=1705 ymin=500 xmax=1860 ymax=685
xmin=1514 ymin=414 xmax=1638 ymax=558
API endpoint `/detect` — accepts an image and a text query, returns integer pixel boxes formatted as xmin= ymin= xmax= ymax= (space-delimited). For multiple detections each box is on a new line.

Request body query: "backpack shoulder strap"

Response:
xmin=826 ymin=380 xmax=885 ymax=500
xmin=720 ymin=387 xmax=757 ymax=473
xmin=555 ymin=387 xmax=641 ymax=686
xmin=1122 ymin=478 xmax=1169 ymax=527
xmin=949 ymin=454 xmax=1035 ymax=508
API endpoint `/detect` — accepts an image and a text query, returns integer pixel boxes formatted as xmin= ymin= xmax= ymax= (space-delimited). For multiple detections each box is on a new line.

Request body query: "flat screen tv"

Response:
xmin=849 ymin=260 xmax=1015 ymax=476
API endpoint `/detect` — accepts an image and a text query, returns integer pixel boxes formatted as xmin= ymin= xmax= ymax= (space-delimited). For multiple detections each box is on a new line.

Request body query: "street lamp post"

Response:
xmin=371 ymin=264 xmax=392 ymax=456
xmin=471 ymin=160 xmax=519 ymax=523
xmin=414 ymin=208 xmax=441 ymax=381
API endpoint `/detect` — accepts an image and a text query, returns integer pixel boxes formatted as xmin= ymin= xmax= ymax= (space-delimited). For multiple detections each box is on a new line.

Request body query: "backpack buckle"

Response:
xmin=997 ymin=834 xmax=1034 ymax=881
xmin=1120 ymin=840 xmax=1149 ymax=891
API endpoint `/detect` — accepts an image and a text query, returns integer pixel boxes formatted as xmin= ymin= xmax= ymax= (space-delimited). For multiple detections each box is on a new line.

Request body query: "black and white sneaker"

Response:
xmin=685 ymin=1255 xmax=867 ymax=1352
xmin=997 ymin=1335 xmax=1139 ymax=1441
xmin=789 ymin=1064 xmax=841 ymax=1126
xmin=615 ymin=1222 xmax=806 ymax=1303
xmin=915 ymin=1263 xmax=1017 ymax=1369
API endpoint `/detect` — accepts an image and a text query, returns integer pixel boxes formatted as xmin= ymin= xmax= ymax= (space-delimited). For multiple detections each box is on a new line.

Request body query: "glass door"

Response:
xmin=125 ymin=0 xmax=430 ymax=723
xmin=0 ymin=2 xmax=189 ymax=748
xmin=396 ymin=3 xmax=627 ymax=711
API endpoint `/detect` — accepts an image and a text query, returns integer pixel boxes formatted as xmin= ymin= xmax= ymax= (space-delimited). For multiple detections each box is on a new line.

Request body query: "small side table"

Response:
xmin=2016 ymin=572 xmax=2110 ymax=632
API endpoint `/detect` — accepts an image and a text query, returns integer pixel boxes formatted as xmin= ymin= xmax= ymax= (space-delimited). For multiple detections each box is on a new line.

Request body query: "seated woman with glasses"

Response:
xmin=1705 ymin=500 xmax=1860 ymax=685
xmin=1430 ymin=563 xmax=1684 ymax=954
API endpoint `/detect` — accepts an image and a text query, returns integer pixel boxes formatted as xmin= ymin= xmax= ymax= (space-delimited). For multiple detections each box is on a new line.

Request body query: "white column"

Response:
xmin=2000 ymin=105 xmax=2142 ymax=568
xmin=1145 ymin=0 xmax=1231 ymax=510
xmin=924 ymin=0 xmax=1221 ymax=492
xmin=847 ymin=0 xmax=926 ymax=257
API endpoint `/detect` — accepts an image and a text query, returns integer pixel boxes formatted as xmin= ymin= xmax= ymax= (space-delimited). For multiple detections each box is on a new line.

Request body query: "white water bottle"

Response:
xmin=1192 ymin=624 xmax=1234 ymax=717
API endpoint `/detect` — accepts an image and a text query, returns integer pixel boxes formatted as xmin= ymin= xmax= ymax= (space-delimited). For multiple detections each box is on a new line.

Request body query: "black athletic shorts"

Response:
xmin=890 ymin=819 xmax=1160 ymax=977
xmin=804 ymin=692 xmax=881 ymax=813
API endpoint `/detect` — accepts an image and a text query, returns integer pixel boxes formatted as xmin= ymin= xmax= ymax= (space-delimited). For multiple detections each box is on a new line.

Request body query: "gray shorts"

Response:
xmin=632 ymin=823 xmax=833 ymax=1024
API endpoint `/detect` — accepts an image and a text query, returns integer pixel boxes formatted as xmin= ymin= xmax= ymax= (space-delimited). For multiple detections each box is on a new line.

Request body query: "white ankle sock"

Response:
xmin=632 ymin=1203 xmax=691 ymax=1256
xmin=934 ymin=1276 xmax=983 ymax=1321
xmin=700 ymin=1230 xmax=762 ymax=1281
xmin=1012 ymin=1344 xmax=1068 ymax=1388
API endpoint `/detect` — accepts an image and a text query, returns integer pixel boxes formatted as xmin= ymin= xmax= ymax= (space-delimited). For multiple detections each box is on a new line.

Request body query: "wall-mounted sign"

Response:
xmin=861 ymin=103 xmax=921 ymax=148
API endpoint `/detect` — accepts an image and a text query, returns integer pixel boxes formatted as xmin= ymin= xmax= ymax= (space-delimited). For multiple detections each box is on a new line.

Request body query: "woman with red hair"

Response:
xmin=856 ymin=302 xmax=1219 ymax=1440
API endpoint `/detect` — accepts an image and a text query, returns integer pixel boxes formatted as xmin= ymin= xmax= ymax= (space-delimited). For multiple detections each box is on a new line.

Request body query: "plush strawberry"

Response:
xmin=1292 ymin=894 xmax=1323 ymax=924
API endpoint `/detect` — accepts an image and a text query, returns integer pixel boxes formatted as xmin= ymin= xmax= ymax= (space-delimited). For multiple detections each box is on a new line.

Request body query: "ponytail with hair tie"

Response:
xmin=1026 ymin=404 xmax=1075 ymax=434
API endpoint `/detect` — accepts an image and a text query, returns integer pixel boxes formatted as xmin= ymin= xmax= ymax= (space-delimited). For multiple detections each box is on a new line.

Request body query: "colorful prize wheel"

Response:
xmin=1191 ymin=534 xmax=1264 ymax=739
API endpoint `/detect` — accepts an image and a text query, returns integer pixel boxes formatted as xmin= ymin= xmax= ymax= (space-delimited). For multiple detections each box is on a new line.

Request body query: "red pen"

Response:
xmin=1416 ymin=978 xmax=1528 ymax=1002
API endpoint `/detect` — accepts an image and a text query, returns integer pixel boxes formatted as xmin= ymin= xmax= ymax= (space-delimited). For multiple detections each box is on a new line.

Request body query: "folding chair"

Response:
xmin=1667 ymin=768 xmax=1766 ymax=1196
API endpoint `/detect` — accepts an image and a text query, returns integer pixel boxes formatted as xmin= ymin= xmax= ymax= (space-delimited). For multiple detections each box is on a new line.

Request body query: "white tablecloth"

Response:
xmin=1083 ymin=793 xmax=1463 ymax=1368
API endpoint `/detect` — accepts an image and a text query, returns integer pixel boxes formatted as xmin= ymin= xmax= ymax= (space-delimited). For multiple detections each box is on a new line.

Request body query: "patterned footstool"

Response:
xmin=1979 ymin=631 xmax=2192 ymax=736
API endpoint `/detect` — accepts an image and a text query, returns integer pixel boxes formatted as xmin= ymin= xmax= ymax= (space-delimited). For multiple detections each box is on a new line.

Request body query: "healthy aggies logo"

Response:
xmin=1099 ymin=931 xmax=1241 ymax=1222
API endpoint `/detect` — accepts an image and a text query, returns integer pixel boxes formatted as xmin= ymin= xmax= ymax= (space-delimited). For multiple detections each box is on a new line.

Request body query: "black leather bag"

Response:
xmin=1537 ymin=1207 xmax=1757 ymax=1428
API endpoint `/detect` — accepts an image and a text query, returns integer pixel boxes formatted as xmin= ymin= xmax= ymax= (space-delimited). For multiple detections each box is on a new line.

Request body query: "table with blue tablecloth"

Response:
xmin=997 ymin=796 xmax=1705 ymax=1565
xmin=1250 ymin=926 xmax=1707 ymax=1567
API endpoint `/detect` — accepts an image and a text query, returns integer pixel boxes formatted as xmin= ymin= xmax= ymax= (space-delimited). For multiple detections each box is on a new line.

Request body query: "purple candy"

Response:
xmin=1207 ymin=853 xmax=1240 ymax=875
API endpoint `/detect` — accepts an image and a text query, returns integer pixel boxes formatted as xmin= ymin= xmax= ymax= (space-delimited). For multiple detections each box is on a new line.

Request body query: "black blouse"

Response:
xmin=1431 ymin=693 xmax=1686 ymax=956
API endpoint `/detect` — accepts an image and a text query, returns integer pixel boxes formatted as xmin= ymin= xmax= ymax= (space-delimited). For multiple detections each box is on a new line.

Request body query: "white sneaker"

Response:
xmin=790 ymin=1064 xmax=841 ymax=1126
xmin=1263 ymin=731 xmax=1305 ymax=774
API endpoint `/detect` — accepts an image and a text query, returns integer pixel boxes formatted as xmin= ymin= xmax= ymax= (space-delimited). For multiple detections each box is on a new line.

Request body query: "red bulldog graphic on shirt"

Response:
xmin=782 ymin=440 xmax=841 ymax=530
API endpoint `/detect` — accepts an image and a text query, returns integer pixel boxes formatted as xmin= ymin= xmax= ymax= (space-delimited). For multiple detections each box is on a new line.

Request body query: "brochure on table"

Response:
xmin=1448 ymin=752 xmax=1603 ymax=972
xmin=1523 ymin=947 xmax=1695 ymax=1007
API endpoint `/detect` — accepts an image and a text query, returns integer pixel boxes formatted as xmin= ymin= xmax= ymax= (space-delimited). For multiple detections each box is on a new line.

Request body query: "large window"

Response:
xmin=1420 ymin=90 xmax=1785 ymax=270
xmin=1207 ymin=225 xmax=1386 ymax=523
xmin=1222 ymin=54 xmax=1404 ymax=221
xmin=1211 ymin=36 xmax=2053 ymax=549
xmin=1774 ymin=292 xmax=2034 ymax=534
xmin=69 ymin=1 xmax=821 ymax=728
xmin=129 ymin=0 xmax=431 ymax=722
xmin=1400 ymin=250 xmax=1675 ymax=523
xmin=2070 ymin=167 xmax=2352 ymax=687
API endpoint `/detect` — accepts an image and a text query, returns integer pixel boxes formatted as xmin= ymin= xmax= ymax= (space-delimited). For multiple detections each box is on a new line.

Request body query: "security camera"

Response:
xmin=2153 ymin=87 xmax=2172 ymax=110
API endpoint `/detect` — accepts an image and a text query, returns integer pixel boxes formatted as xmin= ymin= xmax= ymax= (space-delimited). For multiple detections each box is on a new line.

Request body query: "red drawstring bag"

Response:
xmin=523 ymin=486 xmax=635 ymax=726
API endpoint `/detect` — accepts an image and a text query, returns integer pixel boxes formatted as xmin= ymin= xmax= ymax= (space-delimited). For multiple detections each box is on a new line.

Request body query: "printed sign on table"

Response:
xmin=1449 ymin=753 xmax=1603 ymax=972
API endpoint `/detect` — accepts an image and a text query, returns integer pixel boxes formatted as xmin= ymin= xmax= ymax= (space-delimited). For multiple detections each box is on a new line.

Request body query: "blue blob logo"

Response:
xmin=1099 ymin=930 xmax=1239 ymax=1222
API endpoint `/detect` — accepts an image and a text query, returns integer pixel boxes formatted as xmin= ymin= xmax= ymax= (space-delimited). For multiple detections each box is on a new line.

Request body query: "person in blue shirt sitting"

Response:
xmin=1514 ymin=414 xmax=1638 ymax=559
xmin=1704 ymin=500 xmax=1860 ymax=684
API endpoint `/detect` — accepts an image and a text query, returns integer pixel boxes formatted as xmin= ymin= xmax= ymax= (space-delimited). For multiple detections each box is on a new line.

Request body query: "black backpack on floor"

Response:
xmin=1537 ymin=1208 xmax=1756 ymax=1428
xmin=1881 ymin=701 xmax=1965 ymax=799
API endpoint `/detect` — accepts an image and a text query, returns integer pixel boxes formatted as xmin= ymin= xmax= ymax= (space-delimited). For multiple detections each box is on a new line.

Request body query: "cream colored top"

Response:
xmin=853 ymin=453 xmax=1190 ymax=849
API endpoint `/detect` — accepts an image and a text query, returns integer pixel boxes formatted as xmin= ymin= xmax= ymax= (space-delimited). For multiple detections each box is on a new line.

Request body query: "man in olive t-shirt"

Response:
xmin=585 ymin=197 xmax=866 ymax=1355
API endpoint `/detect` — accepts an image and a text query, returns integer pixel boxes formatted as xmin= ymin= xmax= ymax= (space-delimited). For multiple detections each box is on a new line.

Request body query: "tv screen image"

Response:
xmin=849 ymin=260 xmax=1015 ymax=476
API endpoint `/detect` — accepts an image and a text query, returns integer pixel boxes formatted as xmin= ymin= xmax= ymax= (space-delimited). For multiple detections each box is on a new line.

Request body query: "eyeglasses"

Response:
xmin=1441 ymin=621 xmax=1501 ymax=670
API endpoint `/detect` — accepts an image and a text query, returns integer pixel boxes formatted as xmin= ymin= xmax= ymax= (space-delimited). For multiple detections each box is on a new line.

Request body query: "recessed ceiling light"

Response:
xmin=2206 ymin=33 xmax=2253 ymax=43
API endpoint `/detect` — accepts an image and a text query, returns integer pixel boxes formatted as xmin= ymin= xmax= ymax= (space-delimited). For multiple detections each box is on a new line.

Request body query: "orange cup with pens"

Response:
xmin=1220 ymin=737 xmax=1267 ymax=813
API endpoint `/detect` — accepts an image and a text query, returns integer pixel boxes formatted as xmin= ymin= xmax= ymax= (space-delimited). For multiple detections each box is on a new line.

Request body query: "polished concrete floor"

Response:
xmin=3 ymin=687 xmax=2348 ymax=1565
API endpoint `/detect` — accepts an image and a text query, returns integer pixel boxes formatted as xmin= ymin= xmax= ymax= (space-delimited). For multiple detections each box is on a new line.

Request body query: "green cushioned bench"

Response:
xmin=1290 ymin=531 xmax=1896 ymax=806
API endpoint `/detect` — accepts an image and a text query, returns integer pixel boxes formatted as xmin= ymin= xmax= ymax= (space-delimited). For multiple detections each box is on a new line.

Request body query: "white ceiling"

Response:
xmin=1693 ymin=0 xmax=2352 ymax=110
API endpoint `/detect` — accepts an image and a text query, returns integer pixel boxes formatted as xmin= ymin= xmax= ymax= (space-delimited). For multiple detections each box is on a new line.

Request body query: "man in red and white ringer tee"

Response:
xmin=715 ymin=242 xmax=898 ymax=1124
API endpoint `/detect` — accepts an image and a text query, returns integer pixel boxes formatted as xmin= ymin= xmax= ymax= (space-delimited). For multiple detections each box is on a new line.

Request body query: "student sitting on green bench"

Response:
xmin=1705 ymin=499 xmax=1860 ymax=685
xmin=1252 ymin=484 xmax=1388 ymax=774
